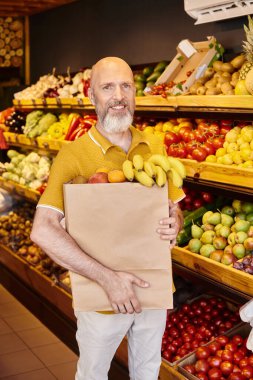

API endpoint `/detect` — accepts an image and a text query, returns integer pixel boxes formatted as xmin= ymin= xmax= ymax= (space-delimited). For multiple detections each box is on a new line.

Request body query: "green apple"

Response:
xmin=221 ymin=206 xmax=235 ymax=217
xmin=200 ymin=244 xmax=216 ymax=258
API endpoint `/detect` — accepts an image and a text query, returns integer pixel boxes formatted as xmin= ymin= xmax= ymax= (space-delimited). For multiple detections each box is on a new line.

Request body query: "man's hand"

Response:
xmin=157 ymin=201 xmax=183 ymax=247
xmin=102 ymin=271 xmax=149 ymax=314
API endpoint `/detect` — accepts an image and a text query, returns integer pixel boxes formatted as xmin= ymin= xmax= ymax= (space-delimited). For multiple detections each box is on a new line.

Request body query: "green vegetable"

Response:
xmin=24 ymin=110 xmax=44 ymax=136
xmin=183 ymin=206 xmax=209 ymax=228
xmin=146 ymin=71 xmax=161 ymax=83
xmin=28 ymin=113 xmax=57 ymax=138
xmin=154 ymin=60 xmax=168 ymax=72
xmin=143 ymin=66 xmax=154 ymax=77
xmin=176 ymin=225 xmax=192 ymax=246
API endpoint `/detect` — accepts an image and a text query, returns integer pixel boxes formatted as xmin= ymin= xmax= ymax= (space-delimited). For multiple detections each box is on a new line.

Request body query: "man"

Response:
xmin=31 ymin=57 xmax=184 ymax=380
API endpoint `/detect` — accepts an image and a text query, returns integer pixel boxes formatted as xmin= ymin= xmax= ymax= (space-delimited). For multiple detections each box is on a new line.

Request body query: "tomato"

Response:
xmin=164 ymin=131 xmax=180 ymax=146
xmin=183 ymin=364 xmax=196 ymax=374
xmin=220 ymin=119 xmax=233 ymax=127
xmin=211 ymin=136 xmax=225 ymax=149
xmin=167 ymin=143 xmax=179 ymax=157
xmin=202 ymin=142 xmax=215 ymax=156
xmin=186 ymin=141 xmax=200 ymax=154
xmin=178 ymin=126 xmax=192 ymax=139
xmin=195 ymin=359 xmax=210 ymax=373
xmin=192 ymin=147 xmax=208 ymax=162
xmin=220 ymin=125 xmax=232 ymax=135
xmin=208 ymin=367 xmax=223 ymax=379
xmin=193 ymin=199 xmax=204 ymax=209
xmin=182 ymin=130 xmax=196 ymax=143
xmin=195 ymin=129 xmax=207 ymax=143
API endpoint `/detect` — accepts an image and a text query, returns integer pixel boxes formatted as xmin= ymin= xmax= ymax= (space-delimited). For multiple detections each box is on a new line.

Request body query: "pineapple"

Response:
xmin=239 ymin=15 xmax=253 ymax=80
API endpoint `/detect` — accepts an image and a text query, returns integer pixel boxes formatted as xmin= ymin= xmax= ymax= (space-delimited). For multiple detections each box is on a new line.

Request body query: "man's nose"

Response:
xmin=113 ymin=85 xmax=123 ymax=100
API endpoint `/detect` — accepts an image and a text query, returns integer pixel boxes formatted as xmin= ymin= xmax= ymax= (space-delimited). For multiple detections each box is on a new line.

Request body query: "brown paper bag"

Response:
xmin=63 ymin=182 xmax=173 ymax=311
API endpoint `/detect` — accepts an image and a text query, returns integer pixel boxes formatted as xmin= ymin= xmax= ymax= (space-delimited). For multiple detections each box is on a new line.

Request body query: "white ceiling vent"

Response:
xmin=184 ymin=0 xmax=253 ymax=24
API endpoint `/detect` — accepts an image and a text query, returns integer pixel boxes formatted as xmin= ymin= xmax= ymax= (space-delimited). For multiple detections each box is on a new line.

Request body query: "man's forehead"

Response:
xmin=91 ymin=59 xmax=133 ymax=85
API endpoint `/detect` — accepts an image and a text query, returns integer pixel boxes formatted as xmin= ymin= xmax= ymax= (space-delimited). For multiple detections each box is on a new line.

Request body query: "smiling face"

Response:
xmin=88 ymin=57 xmax=136 ymax=133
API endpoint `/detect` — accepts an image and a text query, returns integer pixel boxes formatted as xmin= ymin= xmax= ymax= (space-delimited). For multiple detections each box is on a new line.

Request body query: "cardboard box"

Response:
xmin=154 ymin=36 xmax=222 ymax=95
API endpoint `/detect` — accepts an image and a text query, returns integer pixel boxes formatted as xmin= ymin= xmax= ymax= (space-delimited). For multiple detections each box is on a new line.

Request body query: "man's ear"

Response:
xmin=88 ymin=88 xmax=95 ymax=105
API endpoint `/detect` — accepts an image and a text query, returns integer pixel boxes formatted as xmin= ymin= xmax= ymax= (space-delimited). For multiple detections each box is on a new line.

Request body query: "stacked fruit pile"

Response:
xmin=182 ymin=332 xmax=253 ymax=380
xmin=187 ymin=200 xmax=253 ymax=266
xmin=134 ymin=61 xmax=168 ymax=96
xmin=162 ymin=295 xmax=241 ymax=364
xmin=74 ymin=154 xmax=186 ymax=190
xmin=179 ymin=187 xmax=214 ymax=212
xmin=206 ymin=125 xmax=253 ymax=169
xmin=0 ymin=204 xmax=65 ymax=279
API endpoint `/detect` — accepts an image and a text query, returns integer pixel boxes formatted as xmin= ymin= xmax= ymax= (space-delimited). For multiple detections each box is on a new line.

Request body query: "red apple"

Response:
xmin=88 ymin=172 xmax=109 ymax=183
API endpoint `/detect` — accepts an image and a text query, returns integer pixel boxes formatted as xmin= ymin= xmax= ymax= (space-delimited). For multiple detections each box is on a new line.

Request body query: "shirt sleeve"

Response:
xmin=38 ymin=146 xmax=78 ymax=212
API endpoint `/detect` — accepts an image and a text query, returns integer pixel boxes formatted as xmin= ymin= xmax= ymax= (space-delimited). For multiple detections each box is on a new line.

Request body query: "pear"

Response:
xmin=221 ymin=252 xmax=236 ymax=265
xmin=219 ymin=225 xmax=231 ymax=238
xmin=232 ymin=243 xmax=246 ymax=259
xmin=234 ymin=212 xmax=247 ymax=221
xmin=200 ymin=244 xmax=216 ymax=258
xmin=235 ymin=231 xmax=248 ymax=244
xmin=228 ymin=232 xmax=236 ymax=246
xmin=210 ymin=250 xmax=223 ymax=262
xmin=244 ymin=237 xmax=253 ymax=250
xmin=188 ymin=238 xmax=202 ymax=253
xmin=241 ymin=202 xmax=253 ymax=214
xmin=207 ymin=212 xmax=221 ymax=225
xmin=213 ymin=236 xmax=227 ymax=250
xmin=201 ymin=223 xmax=215 ymax=231
xmin=232 ymin=200 xmax=242 ymax=213
xmin=248 ymin=226 xmax=253 ymax=237
xmin=202 ymin=211 xmax=213 ymax=225
xmin=191 ymin=224 xmax=204 ymax=239
xmin=234 ymin=220 xmax=250 ymax=233
xmin=224 ymin=245 xmax=233 ymax=255
xmin=200 ymin=230 xmax=215 ymax=244
xmin=221 ymin=205 xmax=235 ymax=216
xmin=221 ymin=213 xmax=234 ymax=227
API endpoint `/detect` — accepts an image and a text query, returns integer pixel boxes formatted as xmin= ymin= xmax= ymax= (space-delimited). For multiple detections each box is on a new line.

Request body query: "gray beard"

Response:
xmin=100 ymin=112 xmax=133 ymax=133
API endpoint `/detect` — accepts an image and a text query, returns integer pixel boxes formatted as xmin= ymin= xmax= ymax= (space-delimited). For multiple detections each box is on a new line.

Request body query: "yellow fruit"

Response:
xmin=134 ymin=170 xmax=154 ymax=187
xmin=143 ymin=161 xmax=156 ymax=179
xmin=232 ymin=151 xmax=243 ymax=165
xmin=108 ymin=170 xmax=126 ymax=183
xmin=216 ymin=148 xmax=226 ymax=158
xmin=155 ymin=165 xmax=167 ymax=187
xmin=96 ymin=167 xmax=110 ymax=173
xmin=234 ymin=80 xmax=250 ymax=95
xmin=133 ymin=154 xmax=144 ymax=171
xmin=168 ymin=168 xmax=183 ymax=188
xmin=206 ymin=155 xmax=217 ymax=163
xmin=227 ymin=142 xmax=239 ymax=153
xmin=241 ymin=160 xmax=253 ymax=168
xmin=166 ymin=156 xmax=186 ymax=178
xmin=148 ymin=154 xmax=171 ymax=173
xmin=154 ymin=122 xmax=164 ymax=132
xmin=162 ymin=121 xmax=174 ymax=132
xmin=153 ymin=131 xmax=165 ymax=140
xmin=72 ymin=175 xmax=87 ymax=184
xmin=245 ymin=68 xmax=253 ymax=94
xmin=122 ymin=160 xmax=134 ymax=181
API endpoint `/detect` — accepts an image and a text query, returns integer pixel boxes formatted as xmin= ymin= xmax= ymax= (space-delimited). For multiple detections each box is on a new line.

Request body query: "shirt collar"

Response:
xmin=88 ymin=125 xmax=150 ymax=155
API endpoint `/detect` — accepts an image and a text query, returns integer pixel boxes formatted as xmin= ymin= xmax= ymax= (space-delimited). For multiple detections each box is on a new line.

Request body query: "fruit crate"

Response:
xmin=162 ymin=293 xmax=241 ymax=367
xmin=172 ymin=246 xmax=253 ymax=296
xmin=36 ymin=136 xmax=64 ymax=151
xmin=154 ymin=36 xmax=220 ymax=95
xmin=180 ymin=159 xmax=253 ymax=189
xmin=177 ymin=323 xmax=250 ymax=379
xmin=3 ymin=131 xmax=19 ymax=144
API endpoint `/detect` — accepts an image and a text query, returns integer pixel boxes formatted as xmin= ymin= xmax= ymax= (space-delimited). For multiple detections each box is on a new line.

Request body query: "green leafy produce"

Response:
xmin=23 ymin=110 xmax=44 ymax=136
xmin=28 ymin=112 xmax=57 ymax=138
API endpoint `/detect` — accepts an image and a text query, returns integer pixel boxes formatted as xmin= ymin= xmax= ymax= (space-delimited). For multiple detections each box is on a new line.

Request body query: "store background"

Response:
xmin=29 ymin=0 xmax=246 ymax=82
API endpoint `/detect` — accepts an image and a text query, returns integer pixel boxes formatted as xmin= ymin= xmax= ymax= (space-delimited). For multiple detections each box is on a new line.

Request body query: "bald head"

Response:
xmin=90 ymin=57 xmax=134 ymax=88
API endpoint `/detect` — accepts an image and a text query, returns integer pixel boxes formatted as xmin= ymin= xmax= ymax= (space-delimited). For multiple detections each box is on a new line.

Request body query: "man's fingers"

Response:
xmin=124 ymin=301 xmax=134 ymax=314
xmin=111 ymin=302 xmax=119 ymax=313
xmin=117 ymin=304 xmax=127 ymax=314
xmin=132 ymin=276 xmax=149 ymax=288
xmin=130 ymin=298 xmax=142 ymax=313
xmin=159 ymin=217 xmax=175 ymax=225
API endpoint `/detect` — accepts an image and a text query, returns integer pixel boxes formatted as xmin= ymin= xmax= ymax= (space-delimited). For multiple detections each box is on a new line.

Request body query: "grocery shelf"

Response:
xmin=0 ymin=176 xmax=40 ymax=203
xmin=172 ymin=246 xmax=253 ymax=297
xmin=3 ymin=131 xmax=69 ymax=153
xmin=12 ymin=95 xmax=253 ymax=114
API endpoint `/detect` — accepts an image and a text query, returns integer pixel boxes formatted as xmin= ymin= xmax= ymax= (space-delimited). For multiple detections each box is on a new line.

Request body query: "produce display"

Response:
xmin=4 ymin=109 xmax=26 ymax=133
xmin=205 ymin=125 xmax=253 ymax=168
xmin=181 ymin=329 xmax=253 ymax=380
xmin=14 ymin=69 xmax=91 ymax=100
xmin=2 ymin=149 xmax=51 ymax=190
xmin=134 ymin=61 xmax=169 ymax=96
xmin=179 ymin=187 xmax=214 ymax=212
xmin=0 ymin=203 xmax=66 ymax=279
xmin=186 ymin=200 xmax=253 ymax=267
xmin=162 ymin=295 xmax=241 ymax=364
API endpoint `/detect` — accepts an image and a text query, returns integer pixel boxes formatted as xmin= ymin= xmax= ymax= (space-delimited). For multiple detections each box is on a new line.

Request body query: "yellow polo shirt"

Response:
xmin=39 ymin=125 xmax=185 ymax=212
xmin=38 ymin=125 xmax=184 ymax=312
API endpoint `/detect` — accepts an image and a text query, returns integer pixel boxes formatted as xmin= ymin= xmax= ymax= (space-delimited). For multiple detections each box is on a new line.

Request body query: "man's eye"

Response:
xmin=122 ymin=83 xmax=131 ymax=89
xmin=103 ymin=85 xmax=112 ymax=90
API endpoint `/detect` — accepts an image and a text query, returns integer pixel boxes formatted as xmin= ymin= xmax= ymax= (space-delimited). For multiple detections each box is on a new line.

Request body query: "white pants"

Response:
xmin=75 ymin=309 xmax=167 ymax=380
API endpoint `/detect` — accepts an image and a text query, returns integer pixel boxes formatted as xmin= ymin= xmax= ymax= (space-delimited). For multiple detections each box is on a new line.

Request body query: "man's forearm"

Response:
xmin=31 ymin=211 xmax=113 ymax=288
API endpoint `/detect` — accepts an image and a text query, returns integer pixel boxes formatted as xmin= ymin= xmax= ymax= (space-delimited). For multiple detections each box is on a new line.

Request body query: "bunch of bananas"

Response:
xmin=122 ymin=154 xmax=186 ymax=188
